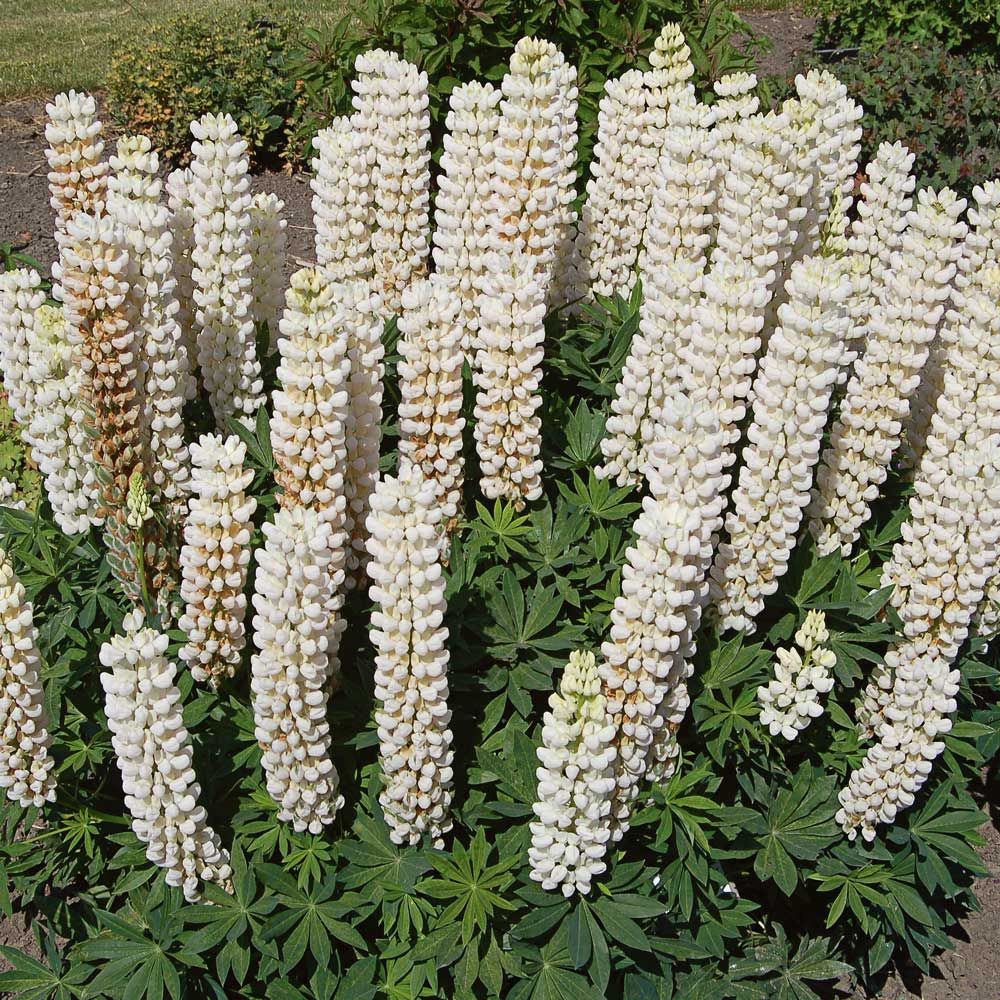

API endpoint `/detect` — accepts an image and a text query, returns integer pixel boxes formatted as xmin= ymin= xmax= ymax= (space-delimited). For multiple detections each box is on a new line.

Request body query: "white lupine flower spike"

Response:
xmin=248 ymin=192 xmax=287 ymax=352
xmin=473 ymin=250 xmax=546 ymax=508
xmin=530 ymin=650 xmax=616 ymax=897
xmin=0 ymin=548 xmax=57 ymax=808
xmin=758 ymin=611 xmax=836 ymax=740
xmin=311 ymin=115 xmax=374 ymax=284
xmin=165 ymin=167 xmax=200 ymax=399
xmin=711 ymin=248 xmax=850 ymax=634
xmin=397 ymin=278 xmax=467 ymax=532
xmin=179 ymin=435 xmax=257 ymax=687
xmin=189 ymin=113 xmax=264 ymax=429
xmin=599 ymin=397 xmax=728 ymax=840
xmin=432 ymin=82 xmax=502 ymax=355
xmin=251 ymin=506 xmax=345 ymax=832
xmin=101 ymin=612 xmax=232 ymax=900
xmin=366 ymin=466 xmax=454 ymax=846
xmin=352 ymin=51 xmax=431 ymax=313
xmin=807 ymin=187 xmax=968 ymax=557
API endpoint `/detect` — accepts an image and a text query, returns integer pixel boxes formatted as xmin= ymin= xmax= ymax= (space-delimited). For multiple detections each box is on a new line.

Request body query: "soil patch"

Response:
xmin=738 ymin=5 xmax=818 ymax=78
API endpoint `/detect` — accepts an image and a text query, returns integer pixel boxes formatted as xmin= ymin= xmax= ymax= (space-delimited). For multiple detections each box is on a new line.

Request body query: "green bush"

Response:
xmin=831 ymin=40 xmax=1000 ymax=200
xmin=286 ymin=0 xmax=764 ymax=164
xmin=810 ymin=0 xmax=1000 ymax=62
xmin=107 ymin=12 xmax=298 ymax=165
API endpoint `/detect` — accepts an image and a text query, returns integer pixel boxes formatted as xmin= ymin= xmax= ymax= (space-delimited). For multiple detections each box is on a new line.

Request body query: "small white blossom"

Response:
xmin=758 ymin=611 xmax=836 ymax=740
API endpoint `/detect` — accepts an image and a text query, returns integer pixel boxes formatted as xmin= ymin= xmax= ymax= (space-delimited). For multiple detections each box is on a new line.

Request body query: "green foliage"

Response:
xmin=830 ymin=40 xmax=1000 ymax=200
xmin=810 ymin=0 xmax=1000 ymax=62
xmin=106 ymin=10 xmax=299 ymax=165
xmin=0 ymin=286 xmax=996 ymax=997
xmin=286 ymin=0 xmax=764 ymax=164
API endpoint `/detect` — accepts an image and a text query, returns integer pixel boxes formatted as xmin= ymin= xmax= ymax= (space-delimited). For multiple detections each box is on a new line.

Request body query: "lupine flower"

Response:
xmin=365 ymin=466 xmax=454 ymax=846
xmin=397 ymin=277 xmax=466 ymax=530
xmin=44 ymin=91 xmax=107 ymax=267
xmin=179 ymin=435 xmax=256 ymax=687
xmin=902 ymin=179 xmax=996 ymax=471
xmin=598 ymin=109 xmax=716 ymax=486
xmin=473 ymin=250 xmax=545 ymax=507
xmin=165 ymin=167 xmax=199 ymax=400
xmin=0 ymin=269 xmax=46 ymax=427
xmin=860 ymin=260 xmax=1000 ymax=737
xmin=23 ymin=303 xmax=102 ymax=533
xmin=807 ymin=187 xmax=968 ymax=557
xmin=529 ymin=650 xmax=616 ymax=897
xmin=711 ymin=250 xmax=850 ymax=633
xmin=599 ymin=397 xmax=727 ymax=837
xmin=189 ymin=113 xmax=264 ymax=429
xmin=758 ymin=611 xmax=836 ymax=740
xmin=248 ymin=192 xmax=287 ymax=352
xmin=101 ymin=611 xmax=232 ymax=900
xmin=251 ymin=506 xmax=345 ymax=832
xmin=0 ymin=480 xmax=25 ymax=511
xmin=0 ymin=547 xmax=56 ymax=808
xmin=311 ymin=115 xmax=374 ymax=284
xmin=108 ymin=135 xmax=192 ymax=504
xmin=352 ymin=50 xmax=431 ymax=313
xmin=60 ymin=211 xmax=145 ymax=601
xmin=431 ymin=82 xmax=502 ymax=355
xmin=486 ymin=38 xmax=577 ymax=295
xmin=271 ymin=268 xmax=362 ymax=686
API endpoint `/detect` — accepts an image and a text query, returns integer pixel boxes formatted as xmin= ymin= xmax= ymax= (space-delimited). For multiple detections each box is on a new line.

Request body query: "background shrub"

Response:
xmin=285 ymin=0 xmax=765 ymax=164
xmin=831 ymin=40 xmax=1000 ymax=200
xmin=809 ymin=0 xmax=1000 ymax=61
xmin=107 ymin=11 xmax=298 ymax=165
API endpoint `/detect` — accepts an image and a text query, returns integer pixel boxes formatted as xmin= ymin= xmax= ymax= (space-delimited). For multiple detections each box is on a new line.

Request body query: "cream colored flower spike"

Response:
xmin=0 ymin=548 xmax=56 ymax=809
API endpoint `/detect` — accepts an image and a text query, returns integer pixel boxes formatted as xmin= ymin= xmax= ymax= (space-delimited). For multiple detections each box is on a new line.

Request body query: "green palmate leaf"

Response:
xmin=748 ymin=769 xmax=839 ymax=897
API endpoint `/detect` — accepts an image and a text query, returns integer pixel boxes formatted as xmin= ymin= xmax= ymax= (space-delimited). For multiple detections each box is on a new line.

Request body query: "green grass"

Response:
xmin=0 ymin=1 xmax=342 ymax=101
xmin=735 ymin=0 xmax=792 ymax=11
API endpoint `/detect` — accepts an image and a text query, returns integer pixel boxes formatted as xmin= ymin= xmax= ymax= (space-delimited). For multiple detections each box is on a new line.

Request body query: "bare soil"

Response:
xmin=1 ymin=55 xmax=998 ymax=995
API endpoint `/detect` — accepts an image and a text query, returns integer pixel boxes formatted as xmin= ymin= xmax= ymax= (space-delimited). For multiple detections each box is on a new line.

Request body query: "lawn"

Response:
xmin=0 ymin=0 xmax=342 ymax=101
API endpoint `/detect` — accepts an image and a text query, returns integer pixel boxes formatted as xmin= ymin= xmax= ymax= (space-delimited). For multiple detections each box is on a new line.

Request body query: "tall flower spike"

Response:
xmin=251 ymin=506 xmax=345 ymax=832
xmin=365 ymin=466 xmax=454 ymax=846
xmin=529 ymin=650 xmax=616 ymax=897
xmin=44 ymin=91 xmax=107 ymax=264
xmin=60 ymin=211 xmax=145 ymax=602
xmin=599 ymin=397 xmax=728 ymax=836
xmin=189 ymin=113 xmax=264 ymax=429
xmin=431 ymin=82 xmax=502 ymax=356
xmin=902 ymin=180 xmax=999 ymax=472
xmin=342 ymin=282 xmax=386 ymax=585
xmin=711 ymin=252 xmax=850 ymax=633
xmin=165 ymin=167 xmax=199 ymax=400
xmin=108 ymin=135 xmax=192 ymax=504
xmin=179 ymin=435 xmax=257 ymax=687
xmin=843 ymin=142 xmax=916 ymax=368
xmin=0 ymin=269 xmax=47 ymax=426
xmin=598 ymin=111 xmax=717 ymax=486
xmin=838 ymin=447 xmax=1000 ymax=842
xmin=311 ymin=115 xmax=374 ymax=284
xmin=486 ymin=37 xmax=578 ymax=294
xmin=271 ymin=268 xmax=357 ymax=687
xmin=860 ymin=260 xmax=1000 ymax=736
xmin=807 ymin=187 xmax=968 ymax=557
xmin=757 ymin=611 xmax=836 ymax=740
xmin=24 ymin=304 xmax=103 ymax=533
xmin=397 ymin=278 xmax=466 ymax=531
xmin=101 ymin=611 xmax=232 ymax=901
xmin=0 ymin=547 xmax=56 ymax=808
xmin=248 ymin=192 xmax=287 ymax=352
xmin=473 ymin=250 xmax=546 ymax=508
xmin=352 ymin=50 xmax=431 ymax=313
